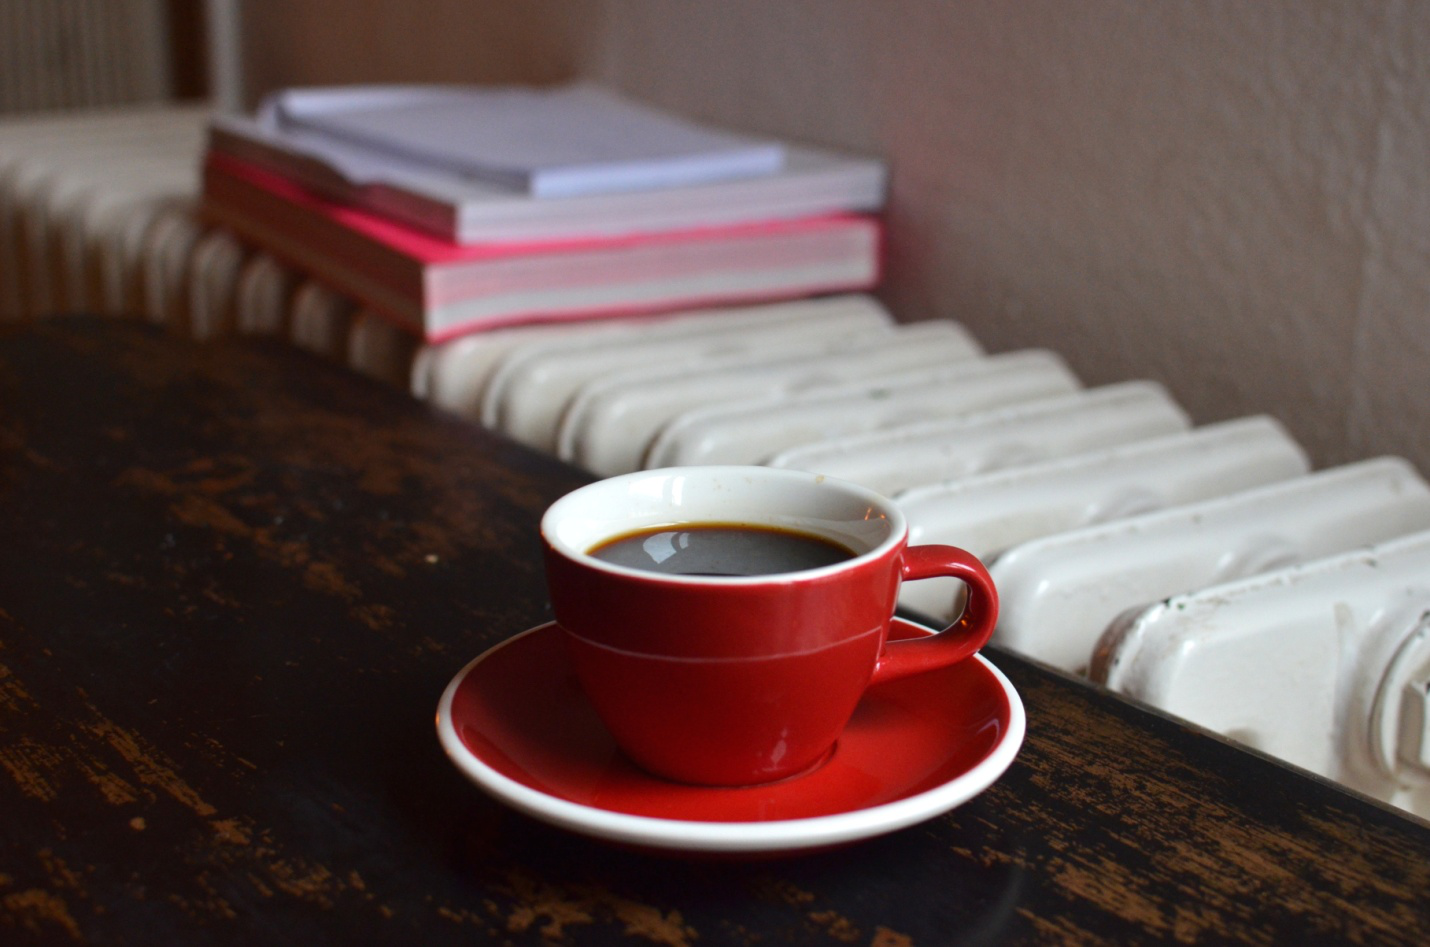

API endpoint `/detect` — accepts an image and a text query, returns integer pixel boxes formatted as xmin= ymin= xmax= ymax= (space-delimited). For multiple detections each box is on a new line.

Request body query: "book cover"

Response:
xmin=265 ymin=84 xmax=786 ymax=198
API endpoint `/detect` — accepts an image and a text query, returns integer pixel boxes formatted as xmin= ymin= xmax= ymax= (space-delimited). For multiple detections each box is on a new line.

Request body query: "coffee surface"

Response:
xmin=588 ymin=523 xmax=855 ymax=576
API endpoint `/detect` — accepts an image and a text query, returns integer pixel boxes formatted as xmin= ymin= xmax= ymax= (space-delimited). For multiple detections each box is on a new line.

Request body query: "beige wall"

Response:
xmin=240 ymin=0 xmax=1430 ymax=473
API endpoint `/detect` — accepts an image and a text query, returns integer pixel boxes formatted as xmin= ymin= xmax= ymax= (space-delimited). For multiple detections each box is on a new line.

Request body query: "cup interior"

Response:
xmin=542 ymin=467 xmax=904 ymax=578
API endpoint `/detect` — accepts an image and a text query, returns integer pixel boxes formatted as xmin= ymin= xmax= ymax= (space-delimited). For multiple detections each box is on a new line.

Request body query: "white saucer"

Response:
xmin=436 ymin=619 xmax=1025 ymax=856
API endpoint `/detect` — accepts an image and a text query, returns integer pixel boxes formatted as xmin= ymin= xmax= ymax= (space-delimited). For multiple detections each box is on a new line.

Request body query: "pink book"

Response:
xmin=201 ymin=153 xmax=883 ymax=342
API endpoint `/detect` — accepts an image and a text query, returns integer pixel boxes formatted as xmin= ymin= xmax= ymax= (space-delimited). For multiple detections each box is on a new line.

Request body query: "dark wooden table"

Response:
xmin=2 ymin=317 xmax=1428 ymax=946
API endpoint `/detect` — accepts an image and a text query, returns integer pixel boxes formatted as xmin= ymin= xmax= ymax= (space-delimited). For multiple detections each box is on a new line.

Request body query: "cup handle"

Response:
xmin=870 ymin=544 xmax=999 ymax=685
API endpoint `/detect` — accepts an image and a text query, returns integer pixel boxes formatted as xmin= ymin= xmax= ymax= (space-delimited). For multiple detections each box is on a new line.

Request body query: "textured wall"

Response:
xmin=239 ymin=0 xmax=1430 ymax=473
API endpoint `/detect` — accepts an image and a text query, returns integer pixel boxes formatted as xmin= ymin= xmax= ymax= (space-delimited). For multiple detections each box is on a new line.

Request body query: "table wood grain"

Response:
xmin=2 ymin=317 xmax=1427 ymax=945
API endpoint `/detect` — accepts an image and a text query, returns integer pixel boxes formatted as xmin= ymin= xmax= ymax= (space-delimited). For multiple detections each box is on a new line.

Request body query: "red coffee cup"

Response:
xmin=541 ymin=466 xmax=998 ymax=786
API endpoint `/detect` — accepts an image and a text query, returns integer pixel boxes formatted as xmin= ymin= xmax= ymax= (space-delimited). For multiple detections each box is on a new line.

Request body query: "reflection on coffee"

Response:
xmin=588 ymin=523 xmax=856 ymax=576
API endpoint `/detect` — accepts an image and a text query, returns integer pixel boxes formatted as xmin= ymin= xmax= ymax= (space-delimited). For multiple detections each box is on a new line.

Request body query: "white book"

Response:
xmin=207 ymin=88 xmax=886 ymax=244
xmin=265 ymin=84 xmax=785 ymax=198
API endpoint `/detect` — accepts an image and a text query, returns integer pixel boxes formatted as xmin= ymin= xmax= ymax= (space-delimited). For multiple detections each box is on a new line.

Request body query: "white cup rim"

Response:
xmin=541 ymin=466 xmax=907 ymax=585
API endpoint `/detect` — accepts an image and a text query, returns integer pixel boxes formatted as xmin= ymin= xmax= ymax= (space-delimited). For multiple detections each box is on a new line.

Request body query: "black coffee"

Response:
xmin=588 ymin=523 xmax=856 ymax=576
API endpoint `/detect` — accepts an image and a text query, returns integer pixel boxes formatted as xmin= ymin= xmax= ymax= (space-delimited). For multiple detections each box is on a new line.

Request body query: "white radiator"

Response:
xmin=5 ymin=105 xmax=1428 ymax=822
xmin=0 ymin=0 xmax=176 ymax=115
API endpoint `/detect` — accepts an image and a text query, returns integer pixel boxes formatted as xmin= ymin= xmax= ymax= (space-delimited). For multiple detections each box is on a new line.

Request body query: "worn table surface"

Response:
xmin=2 ymin=317 xmax=1428 ymax=946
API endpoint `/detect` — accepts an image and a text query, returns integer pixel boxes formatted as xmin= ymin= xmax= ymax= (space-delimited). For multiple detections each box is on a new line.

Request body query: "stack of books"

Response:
xmin=201 ymin=84 xmax=887 ymax=343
